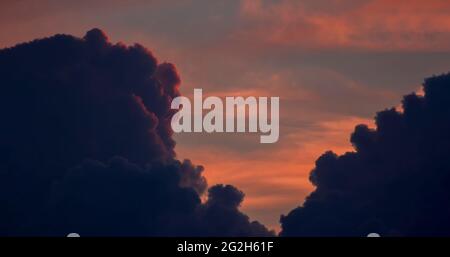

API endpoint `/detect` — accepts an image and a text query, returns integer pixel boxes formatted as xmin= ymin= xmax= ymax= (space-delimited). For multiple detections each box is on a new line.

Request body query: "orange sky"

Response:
xmin=176 ymin=114 xmax=373 ymax=230
xmin=2 ymin=0 xmax=450 ymax=231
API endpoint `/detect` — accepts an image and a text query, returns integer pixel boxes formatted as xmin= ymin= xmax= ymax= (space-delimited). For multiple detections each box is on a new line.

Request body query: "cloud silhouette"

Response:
xmin=0 ymin=29 xmax=273 ymax=236
xmin=197 ymin=184 xmax=273 ymax=237
xmin=281 ymin=72 xmax=450 ymax=236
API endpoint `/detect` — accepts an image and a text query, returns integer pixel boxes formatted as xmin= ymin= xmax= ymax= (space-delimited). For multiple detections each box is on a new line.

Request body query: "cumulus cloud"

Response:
xmin=281 ymin=72 xmax=450 ymax=236
xmin=0 ymin=29 xmax=273 ymax=236
xmin=198 ymin=184 xmax=274 ymax=237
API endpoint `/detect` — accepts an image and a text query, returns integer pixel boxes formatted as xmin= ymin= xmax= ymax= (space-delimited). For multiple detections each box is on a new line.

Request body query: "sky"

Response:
xmin=2 ymin=0 xmax=450 ymax=231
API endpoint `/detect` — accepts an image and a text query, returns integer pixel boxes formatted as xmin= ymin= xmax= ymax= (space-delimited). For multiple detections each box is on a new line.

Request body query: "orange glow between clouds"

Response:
xmin=176 ymin=116 xmax=373 ymax=231
xmin=0 ymin=0 xmax=447 ymax=232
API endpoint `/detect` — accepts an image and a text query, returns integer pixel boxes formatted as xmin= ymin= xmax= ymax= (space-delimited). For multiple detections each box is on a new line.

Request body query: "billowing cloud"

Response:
xmin=0 ymin=29 xmax=273 ymax=236
xmin=281 ymin=72 xmax=450 ymax=236
xmin=197 ymin=184 xmax=274 ymax=236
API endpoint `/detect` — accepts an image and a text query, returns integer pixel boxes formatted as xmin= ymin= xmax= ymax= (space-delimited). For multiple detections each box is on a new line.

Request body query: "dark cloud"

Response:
xmin=39 ymin=157 xmax=201 ymax=236
xmin=281 ymin=72 xmax=450 ymax=236
xmin=198 ymin=185 xmax=274 ymax=237
xmin=0 ymin=29 xmax=272 ymax=236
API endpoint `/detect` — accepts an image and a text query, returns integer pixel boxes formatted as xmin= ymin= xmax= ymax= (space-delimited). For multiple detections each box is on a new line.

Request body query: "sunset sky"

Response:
xmin=2 ymin=0 xmax=450 ymax=231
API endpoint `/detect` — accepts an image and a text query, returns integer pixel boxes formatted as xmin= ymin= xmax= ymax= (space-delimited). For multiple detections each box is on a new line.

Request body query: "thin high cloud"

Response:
xmin=238 ymin=0 xmax=450 ymax=51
